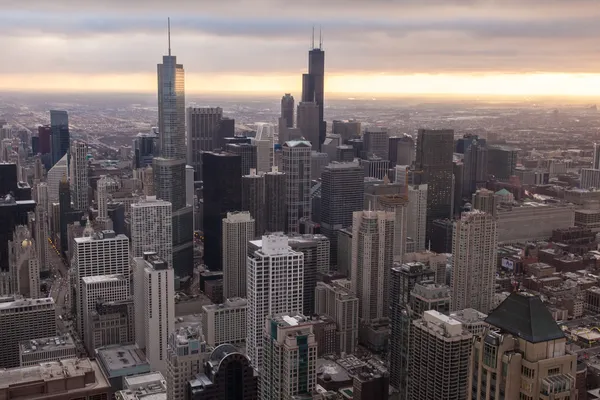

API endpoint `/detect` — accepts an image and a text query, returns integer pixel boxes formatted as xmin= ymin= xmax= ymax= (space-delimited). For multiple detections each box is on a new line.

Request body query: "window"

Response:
xmin=521 ymin=365 xmax=535 ymax=379
xmin=547 ymin=367 xmax=560 ymax=376
xmin=483 ymin=342 xmax=497 ymax=368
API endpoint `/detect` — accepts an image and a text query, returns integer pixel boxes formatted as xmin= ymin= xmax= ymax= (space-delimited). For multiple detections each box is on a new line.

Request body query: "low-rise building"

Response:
xmin=95 ymin=344 xmax=150 ymax=392
xmin=19 ymin=334 xmax=76 ymax=367
xmin=116 ymin=372 xmax=167 ymax=400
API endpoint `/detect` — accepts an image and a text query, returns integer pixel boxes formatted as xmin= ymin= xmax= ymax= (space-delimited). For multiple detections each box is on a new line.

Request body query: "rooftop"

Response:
xmin=20 ymin=334 xmax=75 ymax=355
xmin=0 ymin=296 xmax=54 ymax=310
xmin=82 ymin=274 xmax=126 ymax=284
xmin=96 ymin=344 xmax=149 ymax=375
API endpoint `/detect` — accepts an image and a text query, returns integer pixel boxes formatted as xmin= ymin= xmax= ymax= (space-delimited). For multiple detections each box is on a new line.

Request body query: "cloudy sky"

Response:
xmin=1 ymin=0 xmax=600 ymax=96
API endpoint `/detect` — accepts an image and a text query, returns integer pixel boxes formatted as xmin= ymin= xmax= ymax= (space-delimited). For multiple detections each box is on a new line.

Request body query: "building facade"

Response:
xmin=283 ymin=141 xmax=312 ymax=234
xmin=222 ymin=211 xmax=255 ymax=299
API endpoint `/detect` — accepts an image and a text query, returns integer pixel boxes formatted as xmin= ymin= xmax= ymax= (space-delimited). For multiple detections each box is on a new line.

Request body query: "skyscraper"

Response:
xmin=594 ymin=143 xmax=600 ymax=170
xmin=130 ymin=196 xmax=173 ymax=268
xmin=202 ymin=151 xmax=242 ymax=271
xmin=407 ymin=184 xmax=428 ymax=252
xmin=279 ymin=93 xmax=295 ymax=130
xmin=487 ymin=145 xmax=518 ymax=181
xmin=451 ymin=210 xmax=498 ymax=313
xmin=320 ymin=162 xmax=364 ymax=265
xmin=297 ymin=102 xmax=320 ymax=151
xmin=7 ymin=226 xmax=40 ymax=299
xmin=222 ymin=211 xmax=255 ymax=299
xmin=133 ymin=131 xmax=158 ymax=169
xmin=283 ymin=140 xmax=312 ymax=234
xmin=246 ymin=234 xmax=304 ymax=369
xmin=253 ymin=123 xmax=275 ymax=173
xmin=264 ymin=167 xmax=286 ymax=233
xmin=261 ymin=314 xmax=317 ymax=399
xmin=301 ymin=34 xmax=326 ymax=148
xmin=226 ymin=143 xmax=257 ymax=176
xmin=389 ymin=134 xmax=415 ymax=167
xmin=34 ymin=183 xmax=49 ymax=271
xmin=69 ymin=140 xmax=89 ymax=212
xmin=363 ymin=127 xmax=388 ymax=159
xmin=471 ymin=188 xmax=498 ymax=217
xmin=155 ymin=24 xmax=192 ymax=277
xmin=415 ymin=129 xmax=454 ymax=238
xmin=47 ymin=153 xmax=68 ymax=207
xmin=96 ymin=176 xmax=118 ymax=224
xmin=50 ymin=110 xmax=69 ymax=168
xmin=186 ymin=107 xmax=223 ymax=179
xmin=166 ymin=324 xmax=209 ymax=400
xmin=241 ymin=170 xmax=265 ymax=237
xmin=58 ymin=176 xmax=83 ymax=254
xmin=461 ymin=134 xmax=487 ymax=198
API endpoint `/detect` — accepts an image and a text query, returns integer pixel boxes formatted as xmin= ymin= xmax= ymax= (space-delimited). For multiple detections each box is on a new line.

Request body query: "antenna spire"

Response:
xmin=319 ymin=26 xmax=322 ymax=49
xmin=168 ymin=17 xmax=171 ymax=56
xmin=311 ymin=26 xmax=315 ymax=49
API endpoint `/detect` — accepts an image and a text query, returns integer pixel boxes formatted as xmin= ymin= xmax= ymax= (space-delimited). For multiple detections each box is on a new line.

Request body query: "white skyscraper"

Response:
xmin=408 ymin=184 xmax=428 ymax=252
xmin=46 ymin=153 xmax=68 ymax=209
xmin=133 ymin=252 xmax=174 ymax=375
xmin=71 ymin=230 xmax=129 ymax=339
xmin=283 ymin=140 xmax=312 ymax=234
xmin=96 ymin=175 xmax=118 ymax=222
xmin=222 ymin=211 xmax=255 ymax=299
xmin=261 ymin=314 xmax=317 ymax=399
xmin=130 ymin=196 xmax=173 ymax=268
xmin=247 ymin=234 xmax=304 ymax=369
xmin=451 ymin=210 xmax=498 ymax=313
xmin=69 ymin=140 xmax=89 ymax=211
xmin=351 ymin=210 xmax=395 ymax=323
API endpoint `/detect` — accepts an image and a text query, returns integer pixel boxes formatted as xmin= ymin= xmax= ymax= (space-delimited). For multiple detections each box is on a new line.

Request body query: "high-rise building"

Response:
xmin=367 ymin=184 xmax=409 ymax=262
xmin=166 ymin=324 xmax=209 ymax=400
xmin=58 ymin=176 xmax=83 ymax=254
xmin=389 ymin=135 xmax=415 ymax=167
xmin=472 ymin=293 xmax=577 ymax=400
xmin=332 ymin=120 xmax=361 ymax=142
xmin=407 ymin=184 xmax=428 ymax=252
xmin=580 ymin=168 xmax=600 ymax=189
xmin=320 ymin=162 xmax=364 ymax=264
xmin=451 ymin=210 xmax=498 ymax=313
xmin=407 ymin=310 xmax=472 ymax=400
xmin=594 ymin=143 xmax=600 ymax=170
xmin=281 ymin=93 xmax=295 ymax=128
xmin=50 ymin=110 xmax=69 ymax=168
xmin=253 ymin=123 xmax=275 ymax=173
xmin=297 ymin=102 xmax=320 ymax=151
xmin=133 ymin=131 xmax=158 ymax=169
xmin=37 ymin=125 xmax=51 ymax=155
xmin=310 ymin=151 xmax=329 ymax=180
xmin=130 ymin=196 xmax=173 ymax=268
xmin=0 ymin=194 xmax=36 ymax=272
xmin=33 ymin=183 xmax=49 ymax=271
xmin=133 ymin=252 xmax=174 ymax=375
xmin=186 ymin=107 xmax=223 ymax=178
xmin=0 ymin=296 xmax=56 ymax=368
xmin=202 ymin=151 xmax=242 ymax=270
xmin=69 ymin=140 xmax=89 ymax=211
xmin=246 ymin=234 xmax=304 ymax=369
xmin=96 ymin=176 xmax=118 ymax=223
xmin=301 ymin=38 xmax=326 ymax=148
xmin=360 ymin=156 xmax=390 ymax=180
xmin=241 ymin=170 xmax=265 ymax=237
xmin=85 ymin=298 xmax=135 ymax=354
xmin=72 ymin=230 xmax=129 ymax=339
xmin=226 ymin=143 xmax=257 ymax=176
xmin=264 ymin=167 xmax=286 ymax=233
xmin=47 ymin=153 xmax=68 ymax=207
xmin=471 ymin=188 xmax=498 ymax=217
xmin=202 ymin=298 xmax=247 ymax=347
xmin=261 ymin=314 xmax=317 ymax=399
xmin=487 ymin=145 xmax=518 ymax=181
xmin=222 ymin=212 xmax=255 ymax=299
xmin=188 ymin=344 xmax=258 ymax=399
xmin=7 ymin=226 xmax=40 ymax=299
xmin=283 ymin=140 xmax=312 ymax=234
xmin=461 ymin=135 xmax=488 ymax=198
xmin=415 ymin=129 xmax=454 ymax=238
xmin=363 ymin=127 xmax=388 ymax=159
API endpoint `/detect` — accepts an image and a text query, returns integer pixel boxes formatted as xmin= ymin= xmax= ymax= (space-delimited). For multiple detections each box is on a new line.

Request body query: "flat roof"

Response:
xmin=20 ymin=334 xmax=75 ymax=354
xmin=82 ymin=274 xmax=127 ymax=284
xmin=96 ymin=345 xmax=148 ymax=374
xmin=0 ymin=296 xmax=54 ymax=310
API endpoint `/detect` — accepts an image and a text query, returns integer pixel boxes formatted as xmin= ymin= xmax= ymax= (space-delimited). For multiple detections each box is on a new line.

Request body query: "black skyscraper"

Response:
xmin=281 ymin=93 xmax=295 ymax=128
xmin=50 ymin=110 xmax=70 ymax=168
xmin=415 ymin=129 xmax=454 ymax=239
xmin=58 ymin=177 xmax=83 ymax=255
xmin=461 ymin=134 xmax=488 ymax=198
xmin=0 ymin=163 xmax=17 ymax=196
xmin=302 ymin=32 xmax=326 ymax=148
xmin=202 ymin=152 xmax=242 ymax=271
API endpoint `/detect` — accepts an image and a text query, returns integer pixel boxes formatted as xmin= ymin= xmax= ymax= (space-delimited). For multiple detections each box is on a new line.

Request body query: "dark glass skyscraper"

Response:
xmin=301 ymin=36 xmax=325 ymax=148
xmin=202 ymin=151 xmax=242 ymax=271
xmin=415 ymin=129 xmax=454 ymax=239
xmin=461 ymin=134 xmax=487 ymax=198
xmin=50 ymin=110 xmax=69 ymax=168
xmin=133 ymin=131 xmax=157 ymax=169
xmin=281 ymin=93 xmax=295 ymax=128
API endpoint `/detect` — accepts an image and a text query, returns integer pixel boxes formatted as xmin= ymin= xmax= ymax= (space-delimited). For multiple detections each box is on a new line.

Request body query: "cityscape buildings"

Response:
xmin=281 ymin=93 xmax=295 ymax=128
xmin=186 ymin=107 xmax=223 ymax=178
xmin=130 ymin=196 xmax=173 ymax=268
xmin=301 ymin=35 xmax=326 ymax=148
xmin=283 ymin=140 xmax=312 ymax=234
xmin=222 ymin=211 xmax=254 ymax=299
xmin=69 ymin=140 xmax=89 ymax=212
xmin=50 ymin=110 xmax=69 ymax=168
xmin=264 ymin=167 xmax=287 ymax=233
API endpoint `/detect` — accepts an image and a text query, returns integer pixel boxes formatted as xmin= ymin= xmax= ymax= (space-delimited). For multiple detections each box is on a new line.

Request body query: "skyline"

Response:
xmin=2 ymin=0 xmax=600 ymax=97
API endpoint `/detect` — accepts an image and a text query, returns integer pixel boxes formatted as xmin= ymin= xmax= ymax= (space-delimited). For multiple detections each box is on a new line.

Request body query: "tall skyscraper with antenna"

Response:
xmin=301 ymin=28 xmax=326 ymax=150
xmin=154 ymin=18 xmax=193 ymax=277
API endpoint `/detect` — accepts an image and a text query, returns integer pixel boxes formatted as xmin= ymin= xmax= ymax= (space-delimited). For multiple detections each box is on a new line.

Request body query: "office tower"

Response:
xmin=97 ymin=175 xmax=118 ymax=223
xmin=389 ymin=134 xmax=415 ymax=167
xmin=310 ymin=151 xmax=329 ymax=180
xmin=378 ymin=194 xmax=409 ymax=262
xmin=133 ymin=252 xmax=174 ymax=375
xmin=85 ymin=298 xmax=135 ymax=354
xmin=166 ymin=324 xmax=209 ymax=400
xmin=264 ymin=167 xmax=286 ymax=233
xmin=451 ymin=210 xmax=497 ymax=313
xmin=363 ymin=127 xmax=388 ymax=159
xmin=246 ymin=234 xmax=304 ymax=369
xmin=407 ymin=310 xmax=472 ymax=400
xmin=186 ymin=164 xmax=194 ymax=206
xmin=106 ymin=202 xmax=125 ymax=235
xmin=222 ymin=212 xmax=255 ymax=299
xmin=7 ymin=226 xmax=40 ymax=299
xmin=188 ymin=344 xmax=258 ymax=399
xmin=351 ymin=211 xmax=395 ymax=345
xmin=203 ymin=151 xmax=242 ymax=270
xmin=226 ymin=143 xmax=257 ymax=176
xmin=452 ymin=160 xmax=463 ymax=215
xmin=314 ymin=280 xmax=359 ymax=354
xmin=0 ymin=195 xmax=36 ymax=272
xmin=0 ymin=296 xmax=56 ymax=368
xmin=389 ymin=263 xmax=436 ymax=393
xmin=283 ymin=140 xmax=312 ymax=234
xmin=253 ymin=123 xmax=275 ymax=173
xmin=50 ymin=110 xmax=69 ymax=167
xmin=261 ymin=314 xmax=317 ymax=399
xmin=130 ymin=196 xmax=173 ymax=267
xmin=58 ymin=176 xmax=83 ymax=254
xmin=0 ymin=163 xmax=17 ymax=196
xmin=594 ymin=143 xmax=600 ymax=170
xmin=297 ymin=102 xmax=320 ymax=151
xmin=461 ymin=135 xmax=487 ymax=198
xmin=487 ymin=145 xmax=518 ymax=181
xmin=471 ymin=188 xmax=498 ymax=216
xmin=72 ymin=230 xmax=129 ymax=338
xmin=38 ymin=125 xmax=51 ymax=155
xmin=332 ymin=120 xmax=361 ymax=142
xmin=34 ymin=183 xmax=49 ymax=270
xmin=320 ymin=162 xmax=364 ymax=264
xmin=202 ymin=298 xmax=247 ymax=347
xmin=133 ymin=131 xmax=158 ymax=168
xmin=302 ymin=35 xmax=326 ymax=148
xmin=407 ymin=184 xmax=427 ymax=251
xmin=580 ymin=168 xmax=600 ymax=189
xmin=360 ymin=157 xmax=390 ymax=180
xmin=242 ymin=170 xmax=265 ymax=237
xmin=47 ymin=153 xmax=68 ymax=206
xmin=472 ymin=293 xmax=577 ymax=400
xmin=186 ymin=107 xmax=223 ymax=178
xmin=69 ymin=140 xmax=89 ymax=211
xmin=281 ymin=93 xmax=295 ymax=128
xmin=288 ymin=234 xmax=330 ymax=315
xmin=415 ymin=129 xmax=454 ymax=238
